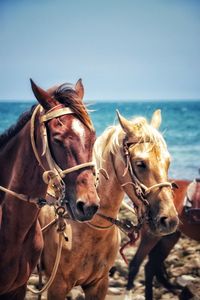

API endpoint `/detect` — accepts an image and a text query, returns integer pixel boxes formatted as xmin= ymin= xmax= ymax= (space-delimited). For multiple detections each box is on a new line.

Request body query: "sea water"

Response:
xmin=0 ymin=100 xmax=199 ymax=180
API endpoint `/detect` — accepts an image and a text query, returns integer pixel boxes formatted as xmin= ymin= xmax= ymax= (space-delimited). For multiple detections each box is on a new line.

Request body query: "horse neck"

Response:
xmin=0 ymin=119 xmax=46 ymax=247
xmin=0 ymin=119 xmax=47 ymax=200
xmin=95 ymin=135 xmax=125 ymax=219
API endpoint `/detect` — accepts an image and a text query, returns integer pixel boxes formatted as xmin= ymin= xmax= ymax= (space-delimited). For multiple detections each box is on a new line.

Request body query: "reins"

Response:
xmin=27 ymin=206 xmax=69 ymax=295
xmin=0 ymin=185 xmax=47 ymax=207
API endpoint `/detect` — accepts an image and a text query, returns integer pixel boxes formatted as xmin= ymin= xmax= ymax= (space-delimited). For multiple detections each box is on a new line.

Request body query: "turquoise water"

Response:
xmin=0 ymin=100 xmax=200 ymax=180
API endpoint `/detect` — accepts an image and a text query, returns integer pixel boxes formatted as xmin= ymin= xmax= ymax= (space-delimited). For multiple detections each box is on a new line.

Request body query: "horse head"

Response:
xmin=115 ymin=109 xmax=179 ymax=236
xmin=30 ymin=79 xmax=99 ymax=221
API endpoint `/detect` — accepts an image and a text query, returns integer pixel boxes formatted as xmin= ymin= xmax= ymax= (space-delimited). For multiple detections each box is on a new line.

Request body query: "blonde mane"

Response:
xmin=93 ymin=115 xmax=168 ymax=167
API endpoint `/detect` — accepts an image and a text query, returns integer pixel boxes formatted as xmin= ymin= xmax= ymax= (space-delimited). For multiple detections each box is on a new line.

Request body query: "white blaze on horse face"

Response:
xmin=71 ymin=119 xmax=85 ymax=147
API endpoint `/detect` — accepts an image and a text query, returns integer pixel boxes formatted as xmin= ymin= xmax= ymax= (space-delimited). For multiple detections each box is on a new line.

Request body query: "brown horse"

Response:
xmin=0 ymin=79 xmax=99 ymax=299
xmin=39 ymin=109 xmax=179 ymax=300
xmin=126 ymin=179 xmax=200 ymax=300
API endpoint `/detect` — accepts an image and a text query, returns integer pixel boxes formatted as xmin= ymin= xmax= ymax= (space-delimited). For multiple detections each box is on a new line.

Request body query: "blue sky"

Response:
xmin=0 ymin=0 xmax=200 ymax=100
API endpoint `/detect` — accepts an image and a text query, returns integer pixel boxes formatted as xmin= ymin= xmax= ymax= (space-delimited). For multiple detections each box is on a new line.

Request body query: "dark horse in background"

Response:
xmin=0 ymin=79 xmax=99 ymax=299
xmin=126 ymin=179 xmax=200 ymax=300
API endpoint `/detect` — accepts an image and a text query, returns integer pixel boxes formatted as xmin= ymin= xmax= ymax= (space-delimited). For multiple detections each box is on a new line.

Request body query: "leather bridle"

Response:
xmin=121 ymin=136 xmax=174 ymax=210
xmin=30 ymin=104 xmax=95 ymax=205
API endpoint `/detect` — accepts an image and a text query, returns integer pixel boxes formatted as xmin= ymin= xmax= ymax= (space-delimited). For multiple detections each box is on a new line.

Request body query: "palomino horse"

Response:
xmin=0 ymin=79 xmax=99 ymax=299
xmin=39 ymin=109 xmax=179 ymax=300
xmin=126 ymin=179 xmax=200 ymax=300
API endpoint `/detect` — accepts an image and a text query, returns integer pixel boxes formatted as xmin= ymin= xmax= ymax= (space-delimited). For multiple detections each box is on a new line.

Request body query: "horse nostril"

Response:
xmin=159 ymin=216 xmax=168 ymax=227
xmin=76 ymin=200 xmax=99 ymax=217
xmin=76 ymin=201 xmax=85 ymax=214
xmin=159 ymin=215 xmax=179 ymax=231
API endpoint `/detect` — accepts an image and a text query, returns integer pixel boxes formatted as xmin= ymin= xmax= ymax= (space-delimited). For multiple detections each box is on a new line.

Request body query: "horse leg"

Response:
xmin=83 ymin=276 xmax=109 ymax=300
xmin=47 ymin=276 xmax=69 ymax=300
xmin=144 ymin=258 xmax=155 ymax=300
xmin=126 ymin=232 xmax=160 ymax=291
xmin=0 ymin=284 xmax=26 ymax=300
xmin=152 ymin=231 xmax=182 ymax=291
xmin=145 ymin=231 xmax=181 ymax=300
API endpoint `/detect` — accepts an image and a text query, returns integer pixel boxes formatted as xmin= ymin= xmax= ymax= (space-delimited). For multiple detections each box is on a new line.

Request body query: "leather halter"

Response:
xmin=121 ymin=136 xmax=174 ymax=209
xmin=30 ymin=104 xmax=95 ymax=204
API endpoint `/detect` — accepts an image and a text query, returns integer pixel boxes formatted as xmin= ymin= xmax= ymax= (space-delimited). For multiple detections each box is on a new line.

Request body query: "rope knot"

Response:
xmin=56 ymin=206 xmax=66 ymax=217
xmin=135 ymin=185 xmax=143 ymax=197
xmin=43 ymin=170 xmax=59 ymax=184
xmin=56 ymin=206 xmax=67 ymax=232
xmin=43 ymin=170 xmax=64 ymax=200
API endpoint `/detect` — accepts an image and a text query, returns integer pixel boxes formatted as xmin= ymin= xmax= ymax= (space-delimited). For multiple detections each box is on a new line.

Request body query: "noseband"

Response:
xmin=121 ymin=137 xmax=174 ymax=210
xmin=31 ymin=104 xmax=95 ymax=204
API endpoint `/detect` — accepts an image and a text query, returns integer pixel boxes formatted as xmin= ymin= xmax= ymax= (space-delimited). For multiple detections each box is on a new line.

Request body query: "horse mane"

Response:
xmin=53 ymin=83 xmax=94 ymax=131
xmin=0 ymin=83 xmax=93 ymax=150
xmin=94 ymin=116 xmax=167 ymax=166
xmin=0 ymin=105 xmax=37 ymax=150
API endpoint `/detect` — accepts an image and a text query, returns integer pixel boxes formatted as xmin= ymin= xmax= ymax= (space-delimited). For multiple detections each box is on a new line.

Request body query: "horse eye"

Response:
xmin=135 ymin=161 xmax=146 ymax=169
xmin=127 ymin=143 xmax=134 ymax=148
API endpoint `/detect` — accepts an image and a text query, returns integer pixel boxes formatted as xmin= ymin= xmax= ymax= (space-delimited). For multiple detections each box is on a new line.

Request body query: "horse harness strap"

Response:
xmin=96 ymin=212 xmax=141 ymax=234
xmin=0 ymin=185 xmax=47 ymax=207
xmin=40 ymin=107 xmax=74 ymax=123
xmin=86 ymin=220 xmax=114 ymax=230
xmin=87 ymin=211 xmax=132 ymax=232
xmin=27 ymin=234 xmax=63 ymax=295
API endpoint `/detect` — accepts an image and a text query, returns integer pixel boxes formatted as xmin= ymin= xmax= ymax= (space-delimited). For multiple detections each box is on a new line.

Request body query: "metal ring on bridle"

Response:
xmin=56 ymin=206 xmax=66 ymax=217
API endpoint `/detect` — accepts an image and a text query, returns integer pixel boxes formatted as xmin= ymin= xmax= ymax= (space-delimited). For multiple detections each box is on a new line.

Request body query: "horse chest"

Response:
xmin=0 ymin=219 xmax=43 ymax=294
xmin=72 ymin=230 xmax=118 ymax=278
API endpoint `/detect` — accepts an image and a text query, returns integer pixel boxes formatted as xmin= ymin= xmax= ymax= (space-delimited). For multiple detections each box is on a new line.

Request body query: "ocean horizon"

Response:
xmin=0 ymin=100 xmax=200 ymax=180
xmin=0 ymin=98 xmax=200 ymax=103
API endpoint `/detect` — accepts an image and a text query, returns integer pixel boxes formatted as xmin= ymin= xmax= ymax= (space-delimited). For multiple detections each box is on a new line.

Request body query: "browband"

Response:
xmin=125 ymin=137 xmax=151 ymax=145
xmin=40 ymin=107 xmax=74 ymax=123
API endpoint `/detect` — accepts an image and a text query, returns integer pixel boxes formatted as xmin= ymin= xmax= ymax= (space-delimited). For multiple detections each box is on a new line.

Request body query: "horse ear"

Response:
xmin=116 ymin=110 xmax=132 ymax=134
xmin=150 ymin=109 xmax=162 ymax=129
xmin=30 ymin=79 xmax=57 ymax=110
xmin=75 ymin=78 xmax=84 ymax=100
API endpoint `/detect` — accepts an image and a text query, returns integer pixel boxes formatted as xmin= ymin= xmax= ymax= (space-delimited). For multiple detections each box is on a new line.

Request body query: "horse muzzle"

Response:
xmin=63 ymin=194 xmax=100 ymax=222
xmin=148 ymin=214 xmax=179 ymax=236
xmin=75 ymin=198 xmax=100 ymax=221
